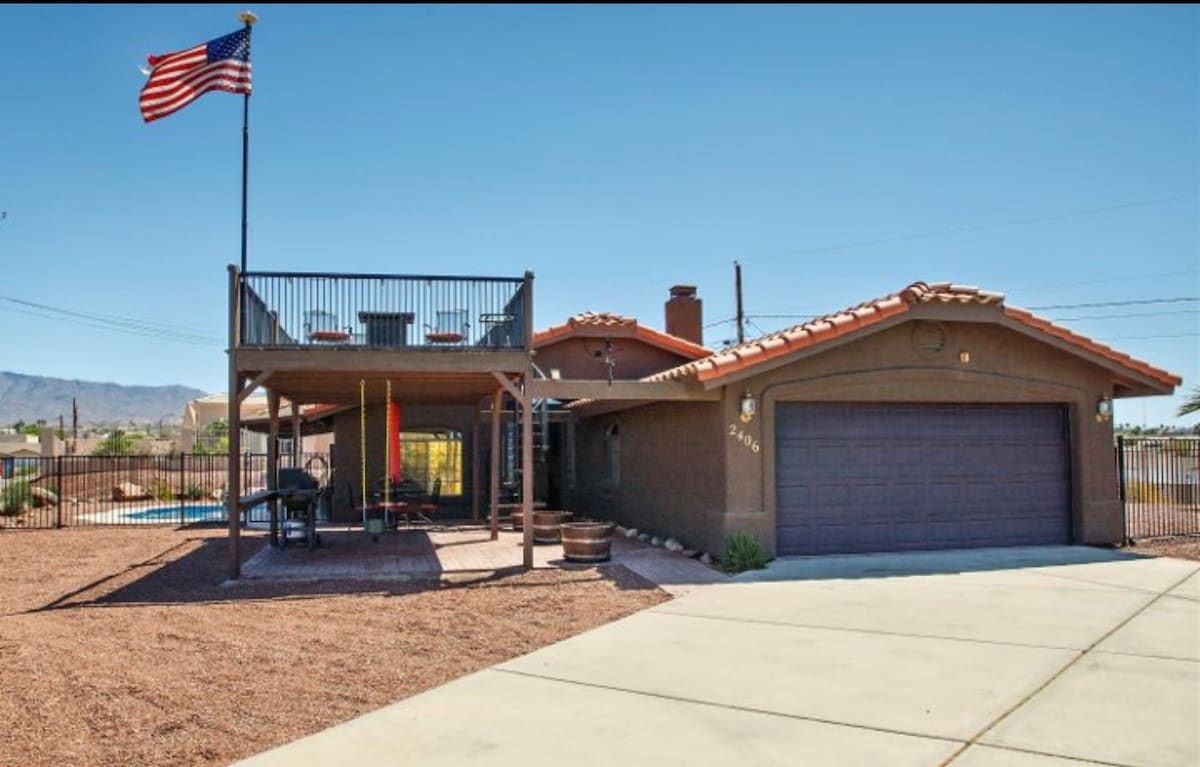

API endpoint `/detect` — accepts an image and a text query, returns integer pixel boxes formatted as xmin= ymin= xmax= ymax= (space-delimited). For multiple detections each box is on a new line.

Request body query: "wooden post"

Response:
xmin=490 ymin=388 xmax=502 ymax=541
xmin=521 ymin=375 xmax=534 ymax=569
xmin=267 ymin=389 xmax=280 ymax=547
xmin=226 ymin=266 xmax=242 ymax=580
xmin=292 ymin=407 xmax=302 ymax=466
xmin=471 ymin=401 xmax=481 ymax=521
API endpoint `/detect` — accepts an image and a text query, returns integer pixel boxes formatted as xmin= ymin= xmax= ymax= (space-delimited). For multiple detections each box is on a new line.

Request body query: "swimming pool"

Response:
xmin=121 ymin=504 xmax=228 ymax=523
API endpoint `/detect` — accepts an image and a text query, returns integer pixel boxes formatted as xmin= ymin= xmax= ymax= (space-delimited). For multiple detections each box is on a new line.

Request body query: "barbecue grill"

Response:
xmin=276 ymin=467 xmax=325 ymax=549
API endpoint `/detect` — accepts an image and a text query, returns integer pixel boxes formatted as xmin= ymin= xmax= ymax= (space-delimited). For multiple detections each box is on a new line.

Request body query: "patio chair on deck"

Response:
xmin=424 ymin=310 xmax=469 ymax=344
xmin=304 ymin=310 xmax=352 ymax=344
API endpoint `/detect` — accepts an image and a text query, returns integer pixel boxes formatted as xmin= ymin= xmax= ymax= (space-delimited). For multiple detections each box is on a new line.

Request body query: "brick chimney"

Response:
xmin=665 ymin=285 xmax=702 ymax=345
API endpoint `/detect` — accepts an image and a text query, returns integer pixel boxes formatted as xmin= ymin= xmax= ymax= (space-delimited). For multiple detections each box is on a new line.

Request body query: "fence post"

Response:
xmin=55 ymin=455 xmax=64 ymax=529
xmin=179 ymin=452 xmax=186 ymax=525
xmin=1116 ymin=435 xmax=1127 ymax=542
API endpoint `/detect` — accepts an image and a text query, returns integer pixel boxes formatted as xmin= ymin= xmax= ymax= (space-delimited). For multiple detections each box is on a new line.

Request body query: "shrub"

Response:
xmin=2 ymin=480 xmax=32 ymax=516
xmin=184 ymin=484 xmax=207 ymax=501
xmin=720 ymin=531 xmax=770 ymax=574
xmin=150 ymin=478 xmax=175 ymax=501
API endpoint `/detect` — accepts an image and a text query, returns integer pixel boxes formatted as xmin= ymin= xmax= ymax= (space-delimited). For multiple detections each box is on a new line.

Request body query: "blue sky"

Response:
xmin=1 ymin=4 xmax=1196 ymax=425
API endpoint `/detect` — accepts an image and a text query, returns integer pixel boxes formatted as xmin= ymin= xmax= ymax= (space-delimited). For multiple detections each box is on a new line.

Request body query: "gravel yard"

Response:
xmin=1125 ymin=535 xmax=1200 ymax=562
xmin=0 ymin=527 xmax=667 ymax=767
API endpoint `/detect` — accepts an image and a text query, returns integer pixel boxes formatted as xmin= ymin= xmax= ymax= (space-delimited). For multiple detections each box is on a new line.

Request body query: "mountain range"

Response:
xmin=0 ymin=371 xmax=207 ymax=425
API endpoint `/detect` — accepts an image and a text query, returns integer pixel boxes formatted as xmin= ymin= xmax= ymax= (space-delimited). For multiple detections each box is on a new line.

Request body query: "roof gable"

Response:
xmin=645 ymin=281 xmax=1180 ymax=391
xmin=534 ymin=311 xmax=710 ymax=360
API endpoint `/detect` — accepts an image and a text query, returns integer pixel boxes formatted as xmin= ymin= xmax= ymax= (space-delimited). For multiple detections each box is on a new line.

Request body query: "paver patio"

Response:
xmin=241 ymin=526 xmax=728 ymax=595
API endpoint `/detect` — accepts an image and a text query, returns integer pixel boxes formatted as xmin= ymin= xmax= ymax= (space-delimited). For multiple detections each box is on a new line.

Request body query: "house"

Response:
xmin=226 ymin=267 xmax=1179 ymax=578
xmin=553 ymin=281 xmax=1180 ymax=558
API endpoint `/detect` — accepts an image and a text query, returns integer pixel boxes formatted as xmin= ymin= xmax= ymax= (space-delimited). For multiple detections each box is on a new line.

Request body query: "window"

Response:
xmin=399 ymin=430 xmax=464 ymax=496
xmin=604 ymin=422 xmax=620 ymax=486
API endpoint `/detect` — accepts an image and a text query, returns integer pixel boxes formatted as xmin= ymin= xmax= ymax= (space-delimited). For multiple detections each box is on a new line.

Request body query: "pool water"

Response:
xmin=122 ymin=504 xmax=228 ymax=522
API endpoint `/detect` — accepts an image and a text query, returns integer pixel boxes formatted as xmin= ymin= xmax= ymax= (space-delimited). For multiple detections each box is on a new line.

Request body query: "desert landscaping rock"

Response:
xmin=665 ymin=539 xmax=683 ymax=552
xmin=651 ymin=536 xmax=663 ymax=547
xmin=30 ymin=487 xmax=58 ymax=507
xmin=112 ymin=482 xmax=150 ymax=502
xmin=625 ymin=528 xmax=638 ymax=538
xmin=700 ymin=553 xmax=713 ymax=565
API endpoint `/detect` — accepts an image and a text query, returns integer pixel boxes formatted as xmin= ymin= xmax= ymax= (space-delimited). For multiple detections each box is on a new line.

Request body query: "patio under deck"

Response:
xmin=240 ymin=527 xmax=727 ymax=596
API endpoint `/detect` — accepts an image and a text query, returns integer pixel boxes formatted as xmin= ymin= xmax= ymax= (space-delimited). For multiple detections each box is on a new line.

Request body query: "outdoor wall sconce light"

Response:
xmin=958 ymin=350 xmax=971 ymax=364
xmin=740 ymin=388 xmax=756 ymax=423
xmin=1096 ymin=395 xmax=1113 ymax=423
xmin=550 ymin=368 xmax=561 ymax=380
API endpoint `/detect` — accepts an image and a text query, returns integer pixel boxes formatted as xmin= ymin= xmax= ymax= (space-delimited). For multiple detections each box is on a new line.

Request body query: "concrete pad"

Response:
xmin=951 ymin=744 xmax=1097 ymax=766
xmin=657 ymin=573 xmax=1152 ymax=650
xmin=1168 ymin=569 xmax=1200 ymax=602
xmin=739 ymin=546 xmax=1140 ymax=583
xmin=982 ymin=653 xmax=1200 ymax=767
xmin=500 ymin=609 xmax=1077 ymax=741
xmin=1097 ymin=595 xmax=1200 ymax=662
xmin=234 ymin=668 xmax=960 ymax=767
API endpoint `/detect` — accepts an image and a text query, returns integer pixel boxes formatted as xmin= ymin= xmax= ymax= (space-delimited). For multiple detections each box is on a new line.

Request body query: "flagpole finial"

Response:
xmin=239 ymin=10 xmax=258 ymax=25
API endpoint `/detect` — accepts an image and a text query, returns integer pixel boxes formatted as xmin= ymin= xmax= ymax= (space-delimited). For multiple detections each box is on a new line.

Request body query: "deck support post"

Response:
xmin=490 ymin=388 xmax=502 ymax=541
xmin=471 ymin=401 xmax=482 ymax=521
xmin=267 ymin=389 xmax=280 ymax=547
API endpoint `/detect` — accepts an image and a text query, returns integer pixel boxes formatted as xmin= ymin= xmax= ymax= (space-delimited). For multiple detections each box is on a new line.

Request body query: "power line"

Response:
xmin=0 ymin=298 xmax=223 ymax=346
xmin=1047 ymin=309 xmax=1200 ymax=322
xmin=1027 ymin=297 xmax=1199 ymax=311
xmin=747 ymin=192 xmax=1198 ymax=263
xmin=1102 ymin=332 xmax=1200 ymax=341
xmin=1010 ymin=268 xmax=1200 ymax=293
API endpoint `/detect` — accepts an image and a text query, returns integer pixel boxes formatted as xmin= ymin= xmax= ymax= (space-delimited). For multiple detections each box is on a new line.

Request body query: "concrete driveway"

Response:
xmin=236 ymin=546 xmax=1199 ymax=767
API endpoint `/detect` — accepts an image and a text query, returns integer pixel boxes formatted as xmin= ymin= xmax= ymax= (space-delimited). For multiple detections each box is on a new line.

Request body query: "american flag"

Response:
xmin=140 ymin=28 xmax=252 ymax=123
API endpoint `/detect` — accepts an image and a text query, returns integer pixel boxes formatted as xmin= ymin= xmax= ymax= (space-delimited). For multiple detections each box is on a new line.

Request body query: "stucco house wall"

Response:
xmin=576 ymin=310 xmax=1134 ymax=558
xmin=570 ymin=400 xmax=727 ymax=555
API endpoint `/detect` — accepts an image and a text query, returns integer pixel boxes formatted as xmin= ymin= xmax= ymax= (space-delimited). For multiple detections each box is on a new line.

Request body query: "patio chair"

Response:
xmin=424 ymin=310 xmax=469 ymax=344
xmin=304 ymin=309 xmax=352 ymax=344
xmin=415 ymin=477 xmax=442 ymax=525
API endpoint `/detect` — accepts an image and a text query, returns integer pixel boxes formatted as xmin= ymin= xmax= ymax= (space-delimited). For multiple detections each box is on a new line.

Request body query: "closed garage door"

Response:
xmin=775 ymin=403 xmax=1070 ymax=555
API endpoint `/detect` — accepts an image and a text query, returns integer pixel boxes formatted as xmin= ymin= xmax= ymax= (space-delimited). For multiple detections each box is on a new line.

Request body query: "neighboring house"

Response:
xmin=555 ymin=281 xmax=1180 ymax=557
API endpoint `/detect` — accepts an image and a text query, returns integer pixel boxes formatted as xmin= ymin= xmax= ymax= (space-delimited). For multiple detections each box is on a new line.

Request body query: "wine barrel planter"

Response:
xmin=511 ymin=510 xmax=524 ymax=531
xmin=532 ymin=510 xmax=573 ymax=544
xmin=561 ymin=521 xmax=616 ymax=563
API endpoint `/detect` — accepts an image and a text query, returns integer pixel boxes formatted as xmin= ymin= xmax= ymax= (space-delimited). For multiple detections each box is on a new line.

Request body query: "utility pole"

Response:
xmin=735 ymin=260 xmax=745 ymax=344
xmin=71 ymin=398 xmax=79 ymax=455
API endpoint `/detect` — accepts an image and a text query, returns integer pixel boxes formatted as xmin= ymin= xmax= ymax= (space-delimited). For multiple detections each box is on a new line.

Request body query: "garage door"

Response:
xmin=775 ymin=404 xmax=1070 ymax=555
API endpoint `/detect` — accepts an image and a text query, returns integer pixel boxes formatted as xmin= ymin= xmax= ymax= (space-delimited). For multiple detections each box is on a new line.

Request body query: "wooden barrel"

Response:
xmin=561 ymin=521 xmax=616 ymax=563
xmin=511 ymin=510 xmax=523 ymax=531
xmin=532 ymin=510 xmax=572 ymax=544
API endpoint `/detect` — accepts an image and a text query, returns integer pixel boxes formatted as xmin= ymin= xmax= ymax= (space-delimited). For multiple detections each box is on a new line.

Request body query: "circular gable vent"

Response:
xmin=911 ymin=321 xmax=949 ymax=358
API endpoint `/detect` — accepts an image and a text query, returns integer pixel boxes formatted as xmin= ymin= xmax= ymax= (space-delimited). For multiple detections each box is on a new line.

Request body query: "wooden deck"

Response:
xmin=240 ymin=526 xmax=726 ymax=595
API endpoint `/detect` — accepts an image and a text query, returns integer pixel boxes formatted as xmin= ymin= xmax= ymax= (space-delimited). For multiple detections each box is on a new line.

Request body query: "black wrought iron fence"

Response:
xmin=1118 ymin=436 xmax=1200 ymax=540
xmin=239 ymin=271 xmax=529 ymax=350
xmin=0 ymin=453 xmax=329 ymax=529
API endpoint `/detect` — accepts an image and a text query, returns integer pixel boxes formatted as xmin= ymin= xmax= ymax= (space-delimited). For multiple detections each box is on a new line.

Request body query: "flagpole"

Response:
xmin=239 ymin=10 xmax=258 ymax=275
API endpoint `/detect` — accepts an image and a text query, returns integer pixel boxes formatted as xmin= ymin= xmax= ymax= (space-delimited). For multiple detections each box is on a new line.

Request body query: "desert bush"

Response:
xmin=720 ymin=531 xmax=770 ymax=574
xmin=2 ymin=480 xmax=32 ymax=516
xmin=148 ymin=478 xmax=175 ymax=501
xmin=184 ymin=484 xmax=208 ymax=501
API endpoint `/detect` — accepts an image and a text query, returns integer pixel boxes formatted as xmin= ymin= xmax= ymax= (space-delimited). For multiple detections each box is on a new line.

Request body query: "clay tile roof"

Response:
xmin=643 ymin=280 xmax=1179 ymax=388
xmin=568 ymin=311 xmax=637 ymax=329
xmin=534 ymin=311 xmax=710 ymax=360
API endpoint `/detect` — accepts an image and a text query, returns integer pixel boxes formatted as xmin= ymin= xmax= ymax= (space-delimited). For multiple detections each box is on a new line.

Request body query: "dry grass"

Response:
xmin=1125 ymin=536 xmax=1200 ymax=562
xmin=0 ymin=527 xmax=667 ymax=767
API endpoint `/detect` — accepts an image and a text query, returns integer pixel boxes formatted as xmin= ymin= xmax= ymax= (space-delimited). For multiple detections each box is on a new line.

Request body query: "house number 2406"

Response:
xmin=728 ymin=424 xmax=760 ymax=453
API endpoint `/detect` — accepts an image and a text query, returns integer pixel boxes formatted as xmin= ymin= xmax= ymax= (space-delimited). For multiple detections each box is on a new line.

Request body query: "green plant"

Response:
xmin=93 ymin=430 xmax=144 ymax=456
xmin=150 ymin=478 xmax=175 ymax=501
xmin=719 ymin=531 xmax=770 ymax=574
xmin=2 ymin=480 xmax=32 ymax=516
xmin=184 ymin=484 xmax=207 ymax=501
